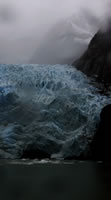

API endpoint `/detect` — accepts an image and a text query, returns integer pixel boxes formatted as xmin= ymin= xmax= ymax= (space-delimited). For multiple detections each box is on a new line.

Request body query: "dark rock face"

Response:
xmin=73 ymin=26 xmax=111 ymax=85
xmin=91 ymin=104 xmax=111 ymax=160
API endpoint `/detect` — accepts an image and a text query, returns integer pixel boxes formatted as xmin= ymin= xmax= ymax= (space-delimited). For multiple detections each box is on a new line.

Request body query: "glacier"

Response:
xmin=0 ymin=64 xmax=110 ymax=159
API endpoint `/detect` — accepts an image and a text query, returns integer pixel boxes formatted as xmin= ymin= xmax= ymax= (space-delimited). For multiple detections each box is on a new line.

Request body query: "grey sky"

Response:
xmin=0 ymin=0 xmax=110 ymax=64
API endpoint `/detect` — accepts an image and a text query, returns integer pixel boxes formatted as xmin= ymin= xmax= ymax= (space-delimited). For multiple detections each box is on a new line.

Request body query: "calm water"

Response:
xmin=0 ymin=160 xmax=111 ymax=200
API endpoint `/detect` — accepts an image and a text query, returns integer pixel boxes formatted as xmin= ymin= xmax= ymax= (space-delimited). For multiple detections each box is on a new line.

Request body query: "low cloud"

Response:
xmin=0 ymin=0 xmax=110 ymax=64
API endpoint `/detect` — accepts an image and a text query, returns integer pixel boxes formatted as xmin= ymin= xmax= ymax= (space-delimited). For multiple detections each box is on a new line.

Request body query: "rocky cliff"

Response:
xmin=73 ymin=25 xmax=111 ymax=85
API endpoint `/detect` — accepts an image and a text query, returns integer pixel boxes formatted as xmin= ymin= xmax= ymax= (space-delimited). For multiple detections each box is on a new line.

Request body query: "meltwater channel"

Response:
xmin=0 ymin=64 xmax=110 ymax=159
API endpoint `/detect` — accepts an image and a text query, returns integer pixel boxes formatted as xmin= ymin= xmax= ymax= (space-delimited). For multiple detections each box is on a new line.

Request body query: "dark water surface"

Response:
xmin=0 ymin=160 xmax=111 ymax=200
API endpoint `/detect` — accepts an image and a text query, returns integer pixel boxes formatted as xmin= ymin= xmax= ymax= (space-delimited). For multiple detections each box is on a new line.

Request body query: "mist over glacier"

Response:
xmin=0 ymin=0 xmax=110 ymax=64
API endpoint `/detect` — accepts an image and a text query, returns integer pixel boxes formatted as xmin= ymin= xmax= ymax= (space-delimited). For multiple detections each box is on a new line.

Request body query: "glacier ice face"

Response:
xmin=0 ymin=64 xmax=110 ymax=159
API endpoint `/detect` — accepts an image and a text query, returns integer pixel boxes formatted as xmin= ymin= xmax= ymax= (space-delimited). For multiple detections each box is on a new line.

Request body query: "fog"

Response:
xmin=0 ymin=0 xmax=110 ymax=64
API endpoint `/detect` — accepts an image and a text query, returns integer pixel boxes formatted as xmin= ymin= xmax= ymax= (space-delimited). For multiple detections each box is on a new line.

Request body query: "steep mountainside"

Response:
xmin=73 ymin=24 xmax=111 ymax=85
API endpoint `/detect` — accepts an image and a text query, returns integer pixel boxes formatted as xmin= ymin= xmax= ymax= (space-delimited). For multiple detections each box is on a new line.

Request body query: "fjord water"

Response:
xmin=0 ymin=64 xmax=110 ymax=159
xmin=0 ymin=160 xmax=111 ymax=200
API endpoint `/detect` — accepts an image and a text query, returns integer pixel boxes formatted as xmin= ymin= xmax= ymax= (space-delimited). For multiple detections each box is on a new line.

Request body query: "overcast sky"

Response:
xmin=0 ymin=0 xmax=110 ymax=64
